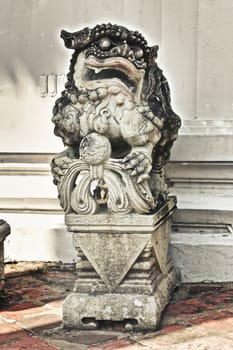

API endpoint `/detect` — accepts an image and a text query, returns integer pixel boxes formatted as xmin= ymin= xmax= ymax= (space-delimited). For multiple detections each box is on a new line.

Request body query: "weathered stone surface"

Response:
xmin=51 ymin=23 xmax=181 ymax=209
xmin=75 ymin=233 xmax=150 ymax=291
xmin=62 ymin=199 xmax=180 ymax=330
xmin=51 ymin=23 xmax=180 ymax=330
xmin=63 ymin=267 xmax=179 ymax=331
xmin=65 ymin=197 xmax=177 ymax=232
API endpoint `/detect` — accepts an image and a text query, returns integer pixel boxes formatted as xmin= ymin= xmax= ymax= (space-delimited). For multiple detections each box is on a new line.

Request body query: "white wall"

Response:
xmin=1 ymin=0 xmax=233 ymax=281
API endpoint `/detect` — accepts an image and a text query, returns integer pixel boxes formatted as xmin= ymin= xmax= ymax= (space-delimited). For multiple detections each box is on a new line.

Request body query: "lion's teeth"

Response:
xmin=94 ymin=67 xmax=102 ymax=74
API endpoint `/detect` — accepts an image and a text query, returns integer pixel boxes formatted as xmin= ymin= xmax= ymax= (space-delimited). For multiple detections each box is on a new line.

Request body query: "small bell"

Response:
xmin=93 ymin=179 xmax=109 ymax=204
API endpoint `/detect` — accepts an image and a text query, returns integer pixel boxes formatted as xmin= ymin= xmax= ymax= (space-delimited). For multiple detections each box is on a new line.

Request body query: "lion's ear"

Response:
xmin=60 ymin=28 xmax=92 ymax=50
xmin=149 ymin=45 xmax=159 ymax=60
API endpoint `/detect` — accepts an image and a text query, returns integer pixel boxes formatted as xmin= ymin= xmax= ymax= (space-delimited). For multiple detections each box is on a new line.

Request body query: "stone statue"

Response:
xmin=51 ymin=23 xmax=181 ymax=215
xmin=51 ymin=24 xmax=181 ymax=330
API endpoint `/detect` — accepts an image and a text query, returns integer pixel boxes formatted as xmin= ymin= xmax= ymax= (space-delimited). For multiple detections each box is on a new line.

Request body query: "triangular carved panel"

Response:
xmin=77 ymin=233 xmax=150 ymax=291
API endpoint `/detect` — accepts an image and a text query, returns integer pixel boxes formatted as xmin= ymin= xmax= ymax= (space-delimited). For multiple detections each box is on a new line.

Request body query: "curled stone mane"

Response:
xmin=52 ymin=23 xmax=181 ymax=202
xmin=60 ymin=23 xmax=148 ymax=51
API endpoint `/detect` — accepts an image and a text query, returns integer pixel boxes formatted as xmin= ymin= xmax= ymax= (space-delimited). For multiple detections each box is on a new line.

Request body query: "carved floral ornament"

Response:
xmin=51 ymin=23 xmax=181 ymax=215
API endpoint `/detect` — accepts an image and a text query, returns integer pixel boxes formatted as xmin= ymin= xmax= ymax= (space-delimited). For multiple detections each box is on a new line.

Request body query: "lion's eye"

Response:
xmin=99 ymin=37 xmax=111 ymax=50
xmin=134 ymin=47 xmax=144 ymax=59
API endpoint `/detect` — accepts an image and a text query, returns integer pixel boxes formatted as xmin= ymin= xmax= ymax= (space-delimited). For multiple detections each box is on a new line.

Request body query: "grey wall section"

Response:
xmin=0 ymin=0 xmax=233 ymax=282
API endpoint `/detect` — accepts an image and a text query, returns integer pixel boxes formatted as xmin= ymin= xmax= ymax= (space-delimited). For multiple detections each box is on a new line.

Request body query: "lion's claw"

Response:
xmin=123 ymin=151 xmax=152 ymax=183
xmin=51 ymin=151 xmax=75 ymax=185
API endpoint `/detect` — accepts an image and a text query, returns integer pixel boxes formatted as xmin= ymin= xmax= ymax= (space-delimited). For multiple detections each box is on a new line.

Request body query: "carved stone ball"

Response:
xmin=80 ymin=132 xmax=111 ymax=165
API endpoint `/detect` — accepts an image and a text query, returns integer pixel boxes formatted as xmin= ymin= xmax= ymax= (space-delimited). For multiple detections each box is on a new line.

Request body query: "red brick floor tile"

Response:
xmin=202 ymin=290 xmax=233 ymax=305
xmin=88 ymin=339 xmax=135 ymax=350
xmin=42 ymin=329 xmax=119 ymax=345
xmin=0 ymin=330 xmax=29 ymax=345
xmin=0 ymin=291 xmax=23 ymax=308
xmin=0 ymin=336 xmax=59 ymax=350
xmin=1 ymin=301 xmax=41 ymax=312
xmin=167 ymin=298 xmax=215 ymax=316
xmin=5 ymin=262 xmax=48 ymax=277
xmin=18 ymin=313 xmax=62 ymax=331
xmin=190 ymin=310 xmax=233 ymax=325
xmin=0 ymin=304 xmax=47 ymax=321
xmin=0 ymin=323 xmax=22 ymax=335
xmin=0 ymin=322 xmax=22 ymax=335
xmin=201 ymin=315 xmax=233 ymax=331
xmin=23 ymin=286 xmax=48 ymax=300
xmin=2 ymin=264 xmax=233 ymax=350
xmin=0 ymin=323 xmax=28 ymax=344
xmin=160 ymin=323 xmax=186 ymax=333
xmin=43 ymin=299 xmax=64 ymax=310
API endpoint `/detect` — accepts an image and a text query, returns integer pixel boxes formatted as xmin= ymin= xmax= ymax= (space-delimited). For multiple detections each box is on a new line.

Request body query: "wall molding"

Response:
xmin=0 ymin=157 xmax=232 ymax=215
xmin=0 ymin=153 xmax=54 ymax=164
xmin=180 ymin=120 xmax=233 ymax=135
xmin=172 ymin=208 xmax=233 ymax=235
xmin=171 ymin=135 xmax=233 ymax=161
xmin=165 ymin=161 xmax=233 ymax=185
xmin=0 ymin=198 xmax=61 ymax=214
xmin=1 ymin=154 xmax=233 ymax=177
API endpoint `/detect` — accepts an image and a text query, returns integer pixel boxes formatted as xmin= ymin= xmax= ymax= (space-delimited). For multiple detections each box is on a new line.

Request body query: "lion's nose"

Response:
xmin=110 ymin=43 xmax=132 ymax=58
xmin=120 ymin=43 xmax=130 ymax=57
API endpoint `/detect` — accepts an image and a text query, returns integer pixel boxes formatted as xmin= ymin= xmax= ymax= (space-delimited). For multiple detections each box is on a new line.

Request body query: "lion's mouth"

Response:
xmin=83 ymin=66 xmax=138 ymax=93
xmin=75 ymin=54 xmax=145 ymax=100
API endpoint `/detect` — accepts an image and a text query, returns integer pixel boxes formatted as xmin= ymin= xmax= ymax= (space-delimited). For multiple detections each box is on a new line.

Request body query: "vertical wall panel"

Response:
xmin=160 ymin=0 xmax=198 ymax=120
xmin=122 ymin=0 xmax=161 ymax=44
xmin=197 ymin=0 xmax=233 ymax=120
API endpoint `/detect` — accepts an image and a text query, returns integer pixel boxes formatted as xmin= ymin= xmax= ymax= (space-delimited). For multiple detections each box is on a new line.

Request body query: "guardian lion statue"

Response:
xmin=51 ymin=24 xmax=181 ymax=213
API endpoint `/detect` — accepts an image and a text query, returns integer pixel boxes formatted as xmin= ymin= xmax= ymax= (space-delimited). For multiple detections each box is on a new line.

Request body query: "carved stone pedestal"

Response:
xmin=63 ymin=198 xmax=180 ymax=331
xmin=51 ymin=23 xmax=181 ymax=331
xmin=0 ymin=220 xmax=10 ymax=291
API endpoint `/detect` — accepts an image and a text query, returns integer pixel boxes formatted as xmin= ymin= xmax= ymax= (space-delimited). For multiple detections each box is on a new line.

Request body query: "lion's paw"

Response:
xmin=123 ymin=151 xmax=152 ymax=184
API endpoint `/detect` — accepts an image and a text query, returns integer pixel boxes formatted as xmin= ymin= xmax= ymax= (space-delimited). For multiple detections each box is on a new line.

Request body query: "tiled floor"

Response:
xmin=1 ymin=262 xmax=233 ymax=349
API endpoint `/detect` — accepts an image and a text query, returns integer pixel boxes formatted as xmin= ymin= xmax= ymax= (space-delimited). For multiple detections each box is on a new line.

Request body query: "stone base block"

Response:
xmin=63 ymin=265 xmax=179 ymax=331
xmin=63 ymin=198 xmax=180 ymax=330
